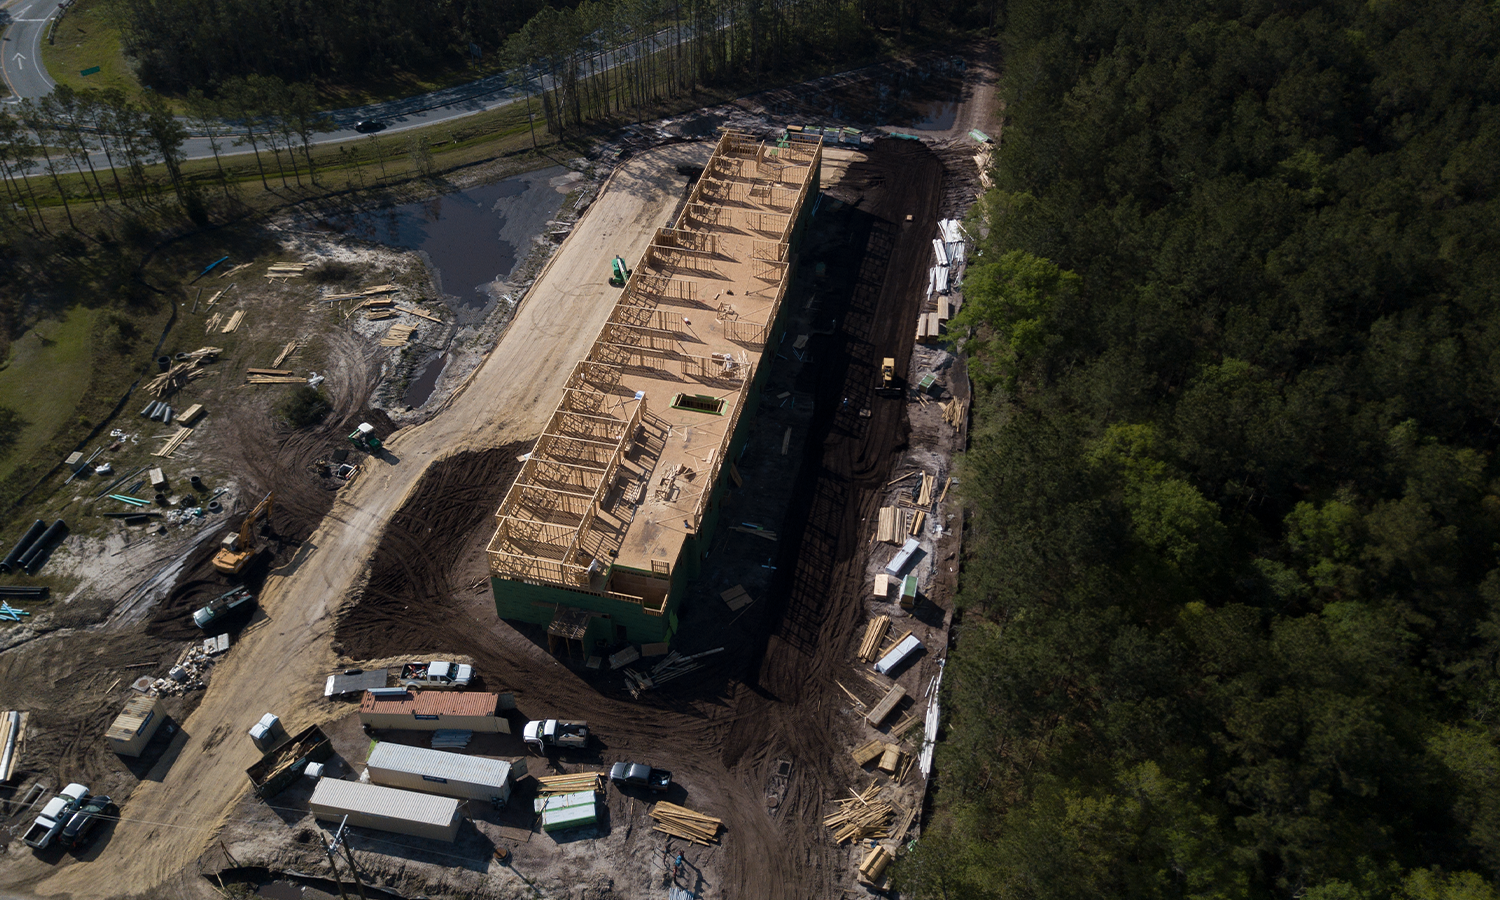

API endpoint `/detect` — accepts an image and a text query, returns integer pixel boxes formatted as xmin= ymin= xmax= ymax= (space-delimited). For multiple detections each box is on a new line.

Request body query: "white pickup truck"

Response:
xmin=523 ymin=719 xmax=589 ymax=752
xmin=23 ymin=783 xmax=89 ymax=849
xmin=400 ymin=660 xmax=472 ymax=690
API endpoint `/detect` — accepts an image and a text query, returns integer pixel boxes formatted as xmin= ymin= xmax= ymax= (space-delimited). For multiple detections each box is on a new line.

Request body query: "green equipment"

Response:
xmin=609 ymin=255 xmax=631 ymax=287
xmin=348 ymin=422 xmax=382 ymax=450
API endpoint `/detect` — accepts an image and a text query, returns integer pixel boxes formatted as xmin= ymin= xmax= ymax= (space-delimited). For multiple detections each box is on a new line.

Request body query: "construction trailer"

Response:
xmin=104 ymin=695 xmax=165 ymax=757
xmin=487 ymin=130 xmax=824 ymax=649
xmin=309 ymin=779 xmax=462 ymax=843
xmin=533 ymin=789 xmax=598 ymax=833
xmin=365 ymin=741 xmax=513 ymax=804
xmin=358 ymin=690 xmax=510 ymax=733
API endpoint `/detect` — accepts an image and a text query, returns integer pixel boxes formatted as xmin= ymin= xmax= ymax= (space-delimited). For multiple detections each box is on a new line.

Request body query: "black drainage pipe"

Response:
xmin=1 ymin=520 xmax=48 ymax=574
xmin=17 ymin=519 xmax=68 ymax=575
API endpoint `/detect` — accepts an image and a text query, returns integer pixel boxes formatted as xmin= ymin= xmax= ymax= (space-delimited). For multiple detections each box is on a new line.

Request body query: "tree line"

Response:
xmin=901 ymin=0 xmax=1500 ymax=897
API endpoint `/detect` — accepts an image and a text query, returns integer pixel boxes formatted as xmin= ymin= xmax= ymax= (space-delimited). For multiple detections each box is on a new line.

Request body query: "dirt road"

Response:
xmin=34 ymin=143 xmax=711 ymax=900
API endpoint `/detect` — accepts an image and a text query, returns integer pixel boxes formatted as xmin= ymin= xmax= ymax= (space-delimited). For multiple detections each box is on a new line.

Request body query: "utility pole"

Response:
xmin=330 ymin=815 xmax=369 ymax=900
xmin=322 ymin=818 xmax=351 ymax=900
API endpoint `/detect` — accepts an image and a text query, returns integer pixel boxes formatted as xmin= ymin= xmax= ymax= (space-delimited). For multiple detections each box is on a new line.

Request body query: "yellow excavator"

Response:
xmin=212 ymin=492 xmax=274 ymax=576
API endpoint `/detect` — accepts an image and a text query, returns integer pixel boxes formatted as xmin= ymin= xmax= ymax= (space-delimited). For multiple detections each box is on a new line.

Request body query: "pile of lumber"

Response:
xmin=153 ymin=427 xmax=193 ymax=458
xmin=623 ymin=647 xmax=725 ymax=697
xmin=535 ymin=772 xmax=602 ymax=794
xmin=876 ymin=506 xmax=899 ymax=543
xmin=146 ymin=356 xmax=216 ymax=398
xmin=908 ymin=510 xmax=926 ymax=536
xmin=220 ymin=309 xmax=246 ymax=333
xmin=650 ymin=802 xmax=721 ymax=845
xmin=381 ymin=324 xmax=417 ymax=347
xmin=916 ymin=473 xmax=935 ymax=506
xmin=942 ymin=397 xmax=967 ymax=429
xmin=266 ymin=262 xmax=309 ymax=279
xmin=271 ymin=341 xmax=301 ymax=367
xmin=859 ymin=845 xmax=894 ymax=884
xmin=851 ymin=739 xmax=908 ymax=775
xmin=825 ymin=785 xmax=895 ymax=843
xmin=323 ymin=284 xmax=403 ymax=303
xmin=367 ymin=310 xmax=396 ymax=321
xmin=858 ymin=616 xmax=890 ymax=662
xmin=247 ymin=369 xmax=306 ymax=385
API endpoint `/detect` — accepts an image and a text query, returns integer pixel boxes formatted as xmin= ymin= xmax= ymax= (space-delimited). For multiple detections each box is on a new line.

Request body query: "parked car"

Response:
xmin=354 ymin=120 xmax=386 ymax=133
xmin=61 ymin=794 xmax=115 ymax=849
xmin=23 ymin=784 xmax=89 ymax=850
xmin=609 ymin=761 xmax=672 ymax=792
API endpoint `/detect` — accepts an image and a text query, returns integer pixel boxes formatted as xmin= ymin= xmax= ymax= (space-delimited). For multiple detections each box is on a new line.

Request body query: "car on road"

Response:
xmin=354 ymin=120 xmax=387 ymax=133
xmin=61 ymin=794 xmax=115 ymax=850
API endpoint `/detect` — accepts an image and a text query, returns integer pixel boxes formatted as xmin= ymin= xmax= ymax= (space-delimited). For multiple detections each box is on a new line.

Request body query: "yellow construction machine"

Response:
xmin=212 ymin=492 xmax=274 ymax=576
xmin=876 ymin=357 xmax=902 ymax=397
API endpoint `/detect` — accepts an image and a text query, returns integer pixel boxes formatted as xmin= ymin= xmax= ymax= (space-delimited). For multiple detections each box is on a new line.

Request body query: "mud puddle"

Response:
xmin=403 ymin=351 xmax=449 ymax=407
xmin=334 ymin=167 xmax=568 ymax=324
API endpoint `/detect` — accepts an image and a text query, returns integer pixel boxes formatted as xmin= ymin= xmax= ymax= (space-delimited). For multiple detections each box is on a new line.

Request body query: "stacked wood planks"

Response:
xmin=866 ymin=683 xmax=907 ymax=727
xmin=153 ymin=427 xmax=193 ymax=458
xmin=535 ymin=772 xmax=602 ymax=794
xmin=908 ymin=510 xmax=925 ymax=536
xmin=916 ymin=473 xmax=935 ymax=506
xmin=381 ymin=324 xmax=417 ymax=347
xmin=247 ymin=375 xmax=305 ymax=385
xmin=858 ymin=616 xmax=890 ymax=662
xmin=859 ymin=845 xmax=894 ymax=884
xmin=221 ymin=310 xmax=246 ymax=333
xmin=825 ymin=785 xmax=894 ymax=843
xmin=266 ymin=262 xmax=309 ymax=279
xmin=271 ymin=341 xmax=300 ymax=367
xmin=719 ymin=584 xmax=753 ymax=611
xmin=942 ymin=397 xmax=967 ymax=429
xmin=650 ymin=802 xmax=722 ymax=845
xmin=876 ymin=506 xmax=899 ymax=543
xmin=852 ymin=739 xmax=885 ymax=766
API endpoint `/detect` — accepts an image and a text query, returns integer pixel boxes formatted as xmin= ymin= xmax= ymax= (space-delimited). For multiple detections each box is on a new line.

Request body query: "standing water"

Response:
xmin=336 ymin=166 xmax=570 ymax=323
xmin=332 ymin=166 xmax=574 ymax=406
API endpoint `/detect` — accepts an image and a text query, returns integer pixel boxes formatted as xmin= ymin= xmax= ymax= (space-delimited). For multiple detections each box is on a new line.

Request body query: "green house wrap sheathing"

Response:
xmin=534 ymin=789 xmax=598 ymax=832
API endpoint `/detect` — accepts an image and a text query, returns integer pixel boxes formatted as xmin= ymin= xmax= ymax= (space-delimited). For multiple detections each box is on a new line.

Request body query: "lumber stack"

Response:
xmin=650 ymin=802 xmax=721 ymax=845
xmin=271 ymin=341 xmax=300 ymax=367
xmin=942 ymin=397 xmax=967 ymax=429
xmin=535 ymin=772 xmax=602 ymax=794
xmin=876 ymin=506 xmax=899 ymax=543
xmin=153 ymin=427 xmax=193 ymax=458
xmin=858 ymin=616 xmax=890 ymax=662
xmin=917 ymin=473 xmax=935 ymax=506
xmin=381 ymin=324 xmax=417 ymax=347
xmin=221 ymin=310 xmax=246 ymax=333
xmin=909 ymin=510 xmax=925 ymax=536
xmin=825 ymin=785 xmax=895 ymax=843
xmin=852 ymin=739 xmax=885 ymax=767
xmin=147 ymin=358 xmax=214 ymax=398
xmin=719 ymin=584 xmax=753 ymax=611
xmin=859 ymin=845 xmax=894 ymax=884
xmin=247 ymin=375 xmax=306 ymax=385
xmin=266 ymin=262 xmax=309 ymax=279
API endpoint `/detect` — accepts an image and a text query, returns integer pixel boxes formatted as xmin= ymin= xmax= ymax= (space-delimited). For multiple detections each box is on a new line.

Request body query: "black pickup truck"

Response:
xmin=609 ymin=761 xmax=672 ymax=792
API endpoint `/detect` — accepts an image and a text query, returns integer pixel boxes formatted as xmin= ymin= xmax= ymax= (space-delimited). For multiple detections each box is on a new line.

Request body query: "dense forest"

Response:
xmin=106 ymin=0 xmax=991 ymax=97
xmin=901 ymin=0 xmax=1500 ymax=897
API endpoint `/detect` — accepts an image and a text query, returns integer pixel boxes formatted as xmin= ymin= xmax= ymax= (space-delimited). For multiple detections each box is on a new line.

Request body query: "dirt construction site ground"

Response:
xmin=0 ymin=44 xmax=997 ymax=900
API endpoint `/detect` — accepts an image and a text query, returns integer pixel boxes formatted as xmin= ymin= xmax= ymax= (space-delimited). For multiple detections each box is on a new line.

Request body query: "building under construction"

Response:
xmin=488 ymin=130 xmax=823 ymax=649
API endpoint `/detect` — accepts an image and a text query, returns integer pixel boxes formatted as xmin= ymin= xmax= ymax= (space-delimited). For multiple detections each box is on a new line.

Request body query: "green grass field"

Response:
xmin=38 ymin=0 xmax=146 ymax=104
xmin=0 ymin=307 xmax=98 ymax=484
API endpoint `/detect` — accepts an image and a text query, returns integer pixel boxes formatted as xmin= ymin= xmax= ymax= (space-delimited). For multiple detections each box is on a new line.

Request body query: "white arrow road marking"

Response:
xmin=11 ymin=54 xmax=25 ymax=71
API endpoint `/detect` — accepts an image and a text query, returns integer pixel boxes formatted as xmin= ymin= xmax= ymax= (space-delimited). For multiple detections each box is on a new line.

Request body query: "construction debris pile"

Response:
xmin=824 ymin=784 xmax=895 ymax=843
xmin=143 ymin=640 xmax=226 ymax=698
xmin=649 ymin=802 xmax=722 ymax=845
xmin=536 ymin=772 xmax=603 ymax=795
xmin=852 ymin=738 xmax=915 ymax=780
xmin=146 ymin=348 xmax=221 ymax=398
xmin=623 ymin=647 xmax=724 ymax=697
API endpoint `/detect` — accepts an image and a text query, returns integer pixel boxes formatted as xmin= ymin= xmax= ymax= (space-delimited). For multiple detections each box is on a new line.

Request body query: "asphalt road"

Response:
xmin=1 ymin=0 xmax=676 ymax=165
xmin=0 ymin=0 xmax=60 ymax=100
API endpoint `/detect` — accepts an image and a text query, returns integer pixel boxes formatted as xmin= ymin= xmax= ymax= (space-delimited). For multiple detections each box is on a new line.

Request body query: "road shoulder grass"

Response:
xmin=38 ymin=0 xmax=144 ymax=102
